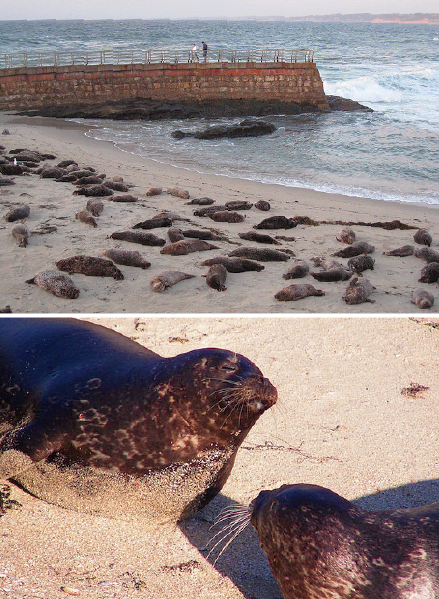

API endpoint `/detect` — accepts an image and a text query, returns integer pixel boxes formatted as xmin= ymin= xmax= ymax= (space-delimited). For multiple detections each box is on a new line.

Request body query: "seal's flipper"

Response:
xmin=0 ymin=421 xmax=67 ymax=479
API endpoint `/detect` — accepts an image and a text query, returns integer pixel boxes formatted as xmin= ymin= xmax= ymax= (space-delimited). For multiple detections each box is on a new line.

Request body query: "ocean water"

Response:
xmin=1 ymin=19 xmax=439 ymax=204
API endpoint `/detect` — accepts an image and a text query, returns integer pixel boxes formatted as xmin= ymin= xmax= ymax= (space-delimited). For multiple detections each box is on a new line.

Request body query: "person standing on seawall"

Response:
xmin=202 ymin=41 xmax=208 ymax=62
xmin=191 ymin=43 xmax=199 ymax=61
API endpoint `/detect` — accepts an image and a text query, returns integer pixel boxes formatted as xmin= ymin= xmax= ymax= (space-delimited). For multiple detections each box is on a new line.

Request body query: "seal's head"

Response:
xmin=158 ymin=348 xmax=277 ymax=445
xmin=250 ymin=485 xmax=371 ymax=599
xmin=250 ymin=484 xmax=439 ymax=599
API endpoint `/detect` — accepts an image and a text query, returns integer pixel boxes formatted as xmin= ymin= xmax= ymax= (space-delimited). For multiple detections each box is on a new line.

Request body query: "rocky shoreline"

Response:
xmin=15 ymin=95 xmax=371 ymax=121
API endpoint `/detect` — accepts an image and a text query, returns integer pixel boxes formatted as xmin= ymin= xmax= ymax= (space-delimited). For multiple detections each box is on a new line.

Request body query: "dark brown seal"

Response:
xmin=110 ymin=194 xmax=138 ymax=203
xmin=168 ymin=227 xmax=186 ymax=242
xmin=150 ymin=270 xmax=195 ymax=292
xmin=75 ymin=210 xmax=97 ymax=228
xmin=332 ymin=241 xmax=375 ymax=258
xmin=383 ymin=245 xmax=414 ymax=256
xmin=160 ymin=240 xmax=219 ymax=256
xmin=0 ymin=319 xmax=277 ymax=523
xmin=4 ymin=204 xmax=30 ymax=222
xmin=412 ymin=288 xmax=434 ymax=309
xmin=239 ymin=232 xmax=281 ymax=245
xmin=254 ymin=200 xmax=271 ymax=211
xmin=26 ymin=270 xmax=80 ymax=299
xmin=347 ymin=255 xmax=375 ymax=274
xmin=225 ymin=200 xmax=253 ymax=210
xmin=73 ymin=184 xmax=113 ymax=197
xmin=282 ymin=260 xmax=309 ymax=280
xmin=311 ymin=267 xmax=353 ymax=282
xmin=250 ymin=483 xmax=439 ymax=599
xmin=185 ymin=197 xmax=214 ymax=205
xmin=132 ymin=217 xmax=173 ymax=230
xmin=254 ymin=216 xmax=296 ymax=230
xmin=206 ymin=264 xmax=227 ymax=291
xmin=182 ymin=229 xmax=222 ymax=241
xmin=275 ymin=283 xmax=324 ymax=301
xmin=208 ymin=210 xmax=245 ymax=223
xmin=229 ymin=247 xmax=290 ymax=262
xmin=419 ymin=262 xmax=439 ymax=284
xmin=200 ymin=256 xmax=265 ymax=273
xmin=343 ymin=277 xmax=375 ymax=304
xmin=413 ymin=228 xmax=432 ymax=247
xmin=193 ymin=205 xmax=229 ymax=217
xmin=56 ymin=255 xmax=124 ymax=280
xmin=103 ymin=181 xmax=129 ymax=192
xmin=103 ymin=249 xmax=151 ymax=269
xmin=110 ymin=231 xmax=166 ymax=246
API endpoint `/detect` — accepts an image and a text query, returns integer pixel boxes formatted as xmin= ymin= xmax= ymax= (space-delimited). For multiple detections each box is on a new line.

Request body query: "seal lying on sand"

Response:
xmin=26 ymin=270 xmax=80 ymax=299
xmin=56 ymin=255 xmax=124 ymax=280
xmin=250 ymin=483 xmax=439 ymax=599
xmin=412 ymin=288 xmax=434 ymax=309
xmin=150 ymin=271 xmax=195 ymax=292
xmin=275 ymin=283 xmax=324 ymax=301
xmin=0 ymin=319 xmax=277 ymax=523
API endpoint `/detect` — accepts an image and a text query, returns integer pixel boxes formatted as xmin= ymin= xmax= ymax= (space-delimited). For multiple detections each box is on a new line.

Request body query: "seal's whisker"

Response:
xmin=209 ymin=504 xmax=250 ymax=528
xmin=207 ymin=508 xmax=250 ymax=546
xmin=208 ymin=517 xmax=251 ymax=564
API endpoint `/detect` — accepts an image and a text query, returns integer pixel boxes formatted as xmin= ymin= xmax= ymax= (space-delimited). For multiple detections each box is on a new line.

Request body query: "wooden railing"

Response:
xmin=1 ymin=48 xmax=314 ymax=69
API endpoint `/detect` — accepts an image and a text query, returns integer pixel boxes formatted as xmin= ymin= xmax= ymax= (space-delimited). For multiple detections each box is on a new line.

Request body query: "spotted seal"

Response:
xmin=332 ymin=241 xmax=375 ymax=258
xmin=206 ymin=264 xmax=227 ymax=291
xmin=275 ymin=283 xmax=325 ymax=301
xmin=11 ymin=224 xmax=29 ymax=247
xmin=413 ymin=229 xmax=432 ymax=247
xmin=75 ymin=210 xmax=97 ymax=228
xmin=0 ymin=319 xmax=277 ymax=523
xmin=56 ymin=255 xmax=124 ymax=280
xmin=4 ymin=204 xmax=30 ymax=222
xmin=336 ymin=228 xmax=356 ymax=244
xmin=26 ymin=270 xmax=80 ymax=299
xmin=383 ymin=245 xmax=414 ymax=257
xmin=250 ymin=483 xmax=439 ymax=599
xmin=412 ymin=288 xmax=434 ymax=309
xmin=282 ymin=260 xmax=310 ymax=280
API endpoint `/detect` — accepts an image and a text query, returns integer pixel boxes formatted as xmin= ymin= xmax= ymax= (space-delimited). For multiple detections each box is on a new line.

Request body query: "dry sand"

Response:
xmin=0 ymin=112 xmax=438 ymax=314
xmin=1 ymin=316 xmax=438 ymax=599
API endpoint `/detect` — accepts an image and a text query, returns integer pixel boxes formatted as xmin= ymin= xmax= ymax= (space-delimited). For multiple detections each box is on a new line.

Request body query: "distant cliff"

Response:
xmin=233 ymin=13 xmax=439 ymax=24
xmin=286 ymin=13 xmax=439 ymax=24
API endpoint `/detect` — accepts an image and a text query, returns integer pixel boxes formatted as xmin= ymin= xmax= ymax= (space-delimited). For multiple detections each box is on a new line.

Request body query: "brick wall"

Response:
xmin=0 ymin=61 xmax=329 ymax=111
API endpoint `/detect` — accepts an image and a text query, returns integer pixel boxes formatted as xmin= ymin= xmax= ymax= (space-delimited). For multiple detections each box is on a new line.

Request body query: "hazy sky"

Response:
xmin=2 ymin=0 xmax=438 ymax=21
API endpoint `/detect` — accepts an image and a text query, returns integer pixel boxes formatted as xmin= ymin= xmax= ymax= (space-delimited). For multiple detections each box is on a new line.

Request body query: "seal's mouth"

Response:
xmin=234 ymin=376 xmax=277 ymax=414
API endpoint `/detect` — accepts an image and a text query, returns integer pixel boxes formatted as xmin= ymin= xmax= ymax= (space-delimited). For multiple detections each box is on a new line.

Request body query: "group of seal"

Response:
xmin=2 ymin=141 xmax=437 ymax=309
xmin=0 ymin=319 xmax=277 ymax=522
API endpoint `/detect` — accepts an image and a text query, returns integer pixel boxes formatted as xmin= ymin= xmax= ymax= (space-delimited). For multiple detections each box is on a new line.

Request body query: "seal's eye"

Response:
xmin=221 ymin=364 xmax=237 ymax=372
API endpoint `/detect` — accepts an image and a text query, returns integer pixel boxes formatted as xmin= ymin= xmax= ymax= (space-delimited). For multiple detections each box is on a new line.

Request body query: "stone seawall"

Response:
xmin=0 ymin=61 xmax=329 ymax=112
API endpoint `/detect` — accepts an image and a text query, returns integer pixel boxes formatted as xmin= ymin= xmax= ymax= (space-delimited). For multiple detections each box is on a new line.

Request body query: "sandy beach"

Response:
xmin=0 ymin=316 xmax=438 ymax=598
xmin=0 ymin=112 xmax=438 ymax=314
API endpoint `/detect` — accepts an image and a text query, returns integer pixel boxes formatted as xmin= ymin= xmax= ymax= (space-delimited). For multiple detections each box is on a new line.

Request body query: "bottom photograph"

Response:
xmin=0 ymin=316 xmax=438 ymax=599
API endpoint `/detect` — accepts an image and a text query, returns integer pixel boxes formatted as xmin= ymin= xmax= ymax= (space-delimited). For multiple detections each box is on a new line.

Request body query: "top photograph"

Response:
xmin=1 ymin=16 xmax=438 ymax=314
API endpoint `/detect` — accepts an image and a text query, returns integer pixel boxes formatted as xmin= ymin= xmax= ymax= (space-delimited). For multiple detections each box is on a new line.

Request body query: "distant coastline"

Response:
xmin=224 ymin=13 xmax=439 ymax=25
